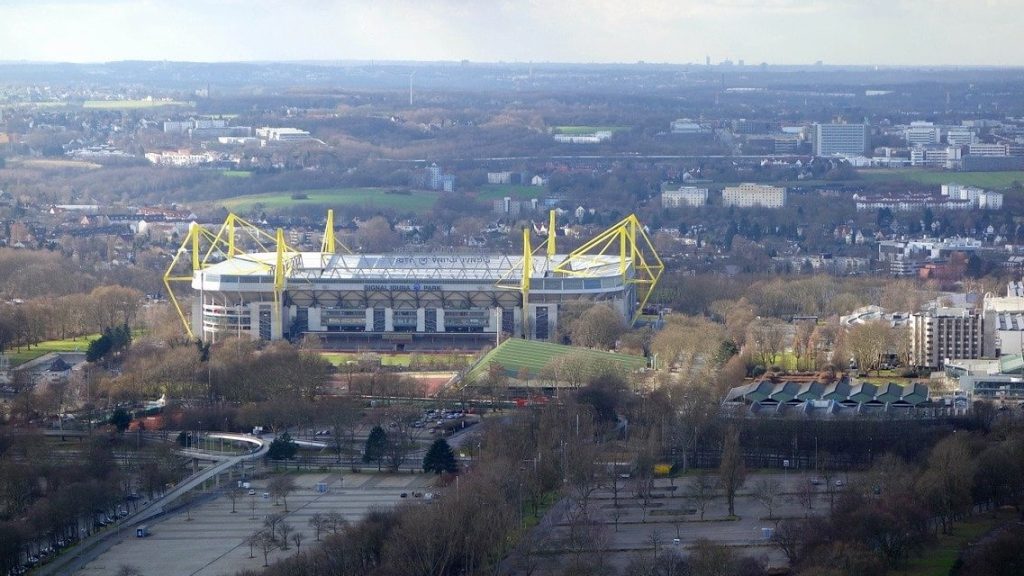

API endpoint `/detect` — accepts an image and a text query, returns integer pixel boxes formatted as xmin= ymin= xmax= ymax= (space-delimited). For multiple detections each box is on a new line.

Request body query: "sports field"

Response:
xmin=83 ymin=99 xmax=192 ymax=109
xmin=218 ymin=188 xmax=440 ymax=213
xmin=858 ymin=168 xmax=1024 ymax=189
xmin=5 ymin=334 xmax=99 ymax=366
xmin=467 ymin=338 xmax=647 ymax=382
xmin=11 ymin=158 xmax=102 ymax=170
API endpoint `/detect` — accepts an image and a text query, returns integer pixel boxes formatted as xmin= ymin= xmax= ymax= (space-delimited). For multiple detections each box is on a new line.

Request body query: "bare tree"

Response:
xmin=326 ymin=511 xmax=348 ymax=534
xmin=291 ymin=531 xmax=304 ymax=555
xmin=685 ymin=472 xmax=715 ymax=521
xmin=648 ymin=530 xmax=664 ymax=565
xmin=263 ymin=512 xmax=285 ymax=541
xmin=718 ymin=427 xmax=746 ymax=517
xmin=256 ymin=531 xmax=277 ymax=567
xmin=748 ymin=318 xmax=787 ymax=367
xmin=268 ymin=475 xmax=297 ymax=512
xmin=308 ymin=512 xmax=326 ymax=541
xmin=278 ymin=521 xmax=294 ymax=550
xmin=752 ymin=478 xmax=783 ymax=520
xmin=226 ymin=487 xmax=239 ymax=514
xmin=245 ymin=532 xmax=257 ymax=559
xmin=795 ymin=478 xmax=816 ymax=516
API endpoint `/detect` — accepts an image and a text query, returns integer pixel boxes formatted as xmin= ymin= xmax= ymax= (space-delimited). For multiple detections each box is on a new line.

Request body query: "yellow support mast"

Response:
xmin=547 ymin=209 xmax=557 ymax=258
xmin=552 ymin=213 xmax=664 ymax=325
xmin=273 ymin=228 xmax=286 ymax=339
xmin=522 ymin=226 xmax=532 ymax=338
xmin=321 ymin=209 xmax=336 ymax=254
xmin=163 ymin=212 xmax=301 ymax=342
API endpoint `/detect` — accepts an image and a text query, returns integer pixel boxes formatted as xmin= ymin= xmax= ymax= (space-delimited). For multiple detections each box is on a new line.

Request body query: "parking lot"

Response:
xmin=74 ymin=472 xmax=436 ymax=576
xmin=531 ymin=472 xmax=856 ymax=574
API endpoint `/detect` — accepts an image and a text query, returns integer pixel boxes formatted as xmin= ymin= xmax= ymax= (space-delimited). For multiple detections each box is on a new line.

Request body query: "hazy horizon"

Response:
xmin=1 ymin=1 xmax=1023 ymax=67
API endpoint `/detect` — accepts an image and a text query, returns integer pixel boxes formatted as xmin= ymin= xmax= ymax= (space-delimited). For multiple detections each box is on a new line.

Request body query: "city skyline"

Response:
xmin=0 ymin=0 xmax=1023 ymax=67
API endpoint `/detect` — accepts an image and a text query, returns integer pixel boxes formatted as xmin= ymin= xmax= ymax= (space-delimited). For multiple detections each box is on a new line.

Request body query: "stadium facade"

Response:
xmin=165 ymin=211 xmax=662 ymax=349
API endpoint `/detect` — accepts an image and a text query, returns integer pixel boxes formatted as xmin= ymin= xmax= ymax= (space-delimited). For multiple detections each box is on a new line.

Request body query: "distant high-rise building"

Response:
xmin=812 ymin=123 xmax=869 ymax=156
xmin=905 ymin=122 xmax=941 ymax=146
xmin=910 ymin=307 xmax=991 ymax=368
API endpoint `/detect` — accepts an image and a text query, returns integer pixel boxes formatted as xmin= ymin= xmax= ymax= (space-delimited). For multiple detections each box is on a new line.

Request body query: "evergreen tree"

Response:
xmin=109 ymin=408 xmax=132 ymax=433
xmin=422 ymin=438 xmax=458 ymax=475
xmin=267 ymin=432 xmax=298 ymax=460
xmin=363 ymin=426 xmax=388 ymax=471
xmin=86 ymin=334 xmax=112 ymax=362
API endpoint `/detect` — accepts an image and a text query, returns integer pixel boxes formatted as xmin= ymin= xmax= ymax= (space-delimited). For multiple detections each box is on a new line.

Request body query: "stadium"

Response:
xmin=164 ymin=211 xmax=662 ymax=350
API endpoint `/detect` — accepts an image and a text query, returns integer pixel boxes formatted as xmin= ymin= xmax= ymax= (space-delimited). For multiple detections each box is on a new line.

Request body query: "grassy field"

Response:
xmin=10 ymin=158 xmax=102 ymax=170
xmin=320 ymin=351 xmax=475 ymax=369
xmin=552 ymin=125 xmax=629 ymax=135
xmin=858 ymin=168 xmax=1024 ymax=189
xmin=83 ymin=99 xmax=192 ymax=109
xmin=320 ymin=352 xmax=413 ymax=368
xmin=218 ymin=188 xmax=440 ymax=213
xmin=476 ymin=184 xmax=545 ymax=201
xmin=221 ymin=170 xmax=253 ymax=178
xmin=890 ymin=510 xmax=1014 ymax=576
xmin=467 ymin=338 xmax=647 ymax=382
xmin=5 ymin=334 xmax=99 ymax=366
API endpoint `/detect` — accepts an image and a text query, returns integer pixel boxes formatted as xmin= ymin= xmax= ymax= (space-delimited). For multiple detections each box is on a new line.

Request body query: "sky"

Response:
xmin=0 ymin=0 xmax=1022 ymax=66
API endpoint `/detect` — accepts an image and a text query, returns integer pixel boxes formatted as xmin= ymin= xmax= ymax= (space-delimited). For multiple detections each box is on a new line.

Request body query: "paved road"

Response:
xmin=35 ymin=434 xmax=268 ymax=576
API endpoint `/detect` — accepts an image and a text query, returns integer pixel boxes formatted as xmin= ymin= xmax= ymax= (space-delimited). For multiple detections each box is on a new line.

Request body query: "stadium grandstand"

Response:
xmin=164 ymin=210 xmax=662 ymax=350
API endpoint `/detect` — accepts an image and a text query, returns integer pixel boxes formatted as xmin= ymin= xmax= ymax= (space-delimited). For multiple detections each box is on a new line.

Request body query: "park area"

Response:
xmin=858 ymin=168 xmax=1024 ymax=189
xmin=4 ymin=334 xmax=98 ymax=367
xmin=217 ymin=188 xmax=440 ymax=213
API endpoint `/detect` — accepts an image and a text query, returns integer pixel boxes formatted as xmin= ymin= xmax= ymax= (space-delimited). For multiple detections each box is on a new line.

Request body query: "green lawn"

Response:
xmin=891 ymin=510 xmax=1014 ymax=576
xmin=320 ymin=352 xmax=413 ymax=368
xmin=221 ymin=170 xmax=253 ymax=178
xmin=858 ymin=168 xmax=1024 ymax=189
xmin=552 ymin=125 xmax=629 ymax=135
xmin=320 ymin=352 xmax=475 ymax=369
xmin=5 ymin=334 xmax=99 ymax=366
xmin=476 ymin=184 xmax=544 ymax=201
xmin=467 ymin=338 xmax=648 ymax=382
xmin=217 ymin=188 xmax=440 ymax=213
xmin=83 ymin=99 xmax=192 ymax=109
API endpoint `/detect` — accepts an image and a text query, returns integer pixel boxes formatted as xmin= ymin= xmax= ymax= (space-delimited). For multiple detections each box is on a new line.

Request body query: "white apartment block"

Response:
xmin=662 ymin=186 xmax=709 ymax=208
xmin=941 ymin=183 xmax=1004 ymax=210
xmin=722 ymin=183 xmax=786 ymax=208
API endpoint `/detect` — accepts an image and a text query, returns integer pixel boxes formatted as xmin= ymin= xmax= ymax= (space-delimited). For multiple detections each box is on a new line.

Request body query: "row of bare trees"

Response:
xmin=773 ymin=427 xmax=1024 ymax=575
xmin=0 ymin=285 xmax=143 ymax=354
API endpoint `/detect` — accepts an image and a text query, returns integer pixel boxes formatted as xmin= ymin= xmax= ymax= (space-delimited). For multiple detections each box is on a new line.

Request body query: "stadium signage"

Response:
xmin=390 ymin=256 xmax=490 ymax=266
xmin=365 ymin=284 xmax=442 ymax=292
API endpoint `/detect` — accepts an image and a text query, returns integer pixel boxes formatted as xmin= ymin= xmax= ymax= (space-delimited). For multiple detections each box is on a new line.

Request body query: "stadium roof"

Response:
xmin=198 ymin=252 xmax=625 ymax=281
